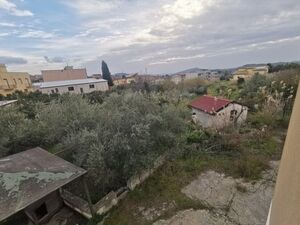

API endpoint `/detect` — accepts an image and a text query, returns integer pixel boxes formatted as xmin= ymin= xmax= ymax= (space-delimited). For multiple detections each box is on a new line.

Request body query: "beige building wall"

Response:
xmin=268 ymin=82 xmax=300 ymax=225
xmin=42 ymin=67 xmax=87 ymax=82
xmin=192 ymin=103 xmax=248 ymax=129
xmin=0 ymin=64 xmax=32 ymax=96
xmin=233 ymin=66 xmax=268 ymax=81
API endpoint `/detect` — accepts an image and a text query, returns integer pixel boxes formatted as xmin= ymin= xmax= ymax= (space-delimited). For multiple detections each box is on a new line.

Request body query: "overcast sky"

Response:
xmin=0 ymin=0 xmax=299 ymax=75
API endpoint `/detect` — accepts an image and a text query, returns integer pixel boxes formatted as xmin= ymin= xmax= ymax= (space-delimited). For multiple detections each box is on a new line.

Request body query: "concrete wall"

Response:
xmin=192 ymin=103 xmax=248 ymax=129
xmin=0 ymin=65 xmax=33 ymax=96
xmin=24 ymin=191 xmax=63 ymax=225
xmin=39 ymin=81 xmax=108 ymax=94
xmin=42 ymin=68 xmax=87 ymax=82
xmin=268 ymin=82 xmax=300 ymax=225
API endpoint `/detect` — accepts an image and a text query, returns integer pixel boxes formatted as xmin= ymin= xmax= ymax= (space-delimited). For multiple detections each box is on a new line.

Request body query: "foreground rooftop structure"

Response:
xmin=0 ymin=147 xmax=87 ymax=224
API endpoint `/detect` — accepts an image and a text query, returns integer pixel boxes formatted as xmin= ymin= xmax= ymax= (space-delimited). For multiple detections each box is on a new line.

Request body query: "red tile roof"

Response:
xmin=190 ymin=95 xmax=232 ymax=115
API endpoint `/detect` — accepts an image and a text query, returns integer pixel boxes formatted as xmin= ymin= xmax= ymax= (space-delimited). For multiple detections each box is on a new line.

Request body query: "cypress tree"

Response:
xmin=101 ymin=60 xmax=114 ymax=86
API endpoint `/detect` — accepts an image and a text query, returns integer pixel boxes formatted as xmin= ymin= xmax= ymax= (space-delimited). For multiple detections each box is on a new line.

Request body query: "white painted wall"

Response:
xmin=39 ymin=81 xmax=108 ymax=94
xmin=192 ymin=103 xmax=248 ymax=129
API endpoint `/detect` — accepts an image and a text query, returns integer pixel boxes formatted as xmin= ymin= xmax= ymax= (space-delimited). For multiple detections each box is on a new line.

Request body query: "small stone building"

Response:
xmin=190 ymin=95 xmax=247 ymax=129
xmin=0 ymin=147 xmax=88 ymax=225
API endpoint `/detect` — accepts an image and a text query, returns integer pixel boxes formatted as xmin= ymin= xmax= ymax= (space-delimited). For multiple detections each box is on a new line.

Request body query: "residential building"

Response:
xmin=266 ymin=81 xmax=300 ymax=225
xmin=89 ymin=74 xmax=102 ymax=79
xmin=41 ymin=66 xmax=87 ymax=82
xmin=0 ymin=64 xmax=32 ymax=96
xmin=0 ymin=147 xmax=89 ymax=225
xmin=233 ymin=66 xmax=269 ymax=80
xmin=30 ymin=74 xmax=43 ymax=83
xmin=113 ymin=74 xmax=137 ymax=86
xmin=190 ymin=95 xmax=248 ymax=129
xmin=34 ymin=78 xmax=108 ymax=94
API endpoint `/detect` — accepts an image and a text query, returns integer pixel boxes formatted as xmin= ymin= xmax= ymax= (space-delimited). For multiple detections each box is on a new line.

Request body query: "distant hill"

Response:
xmin=175 ymin=67 xmax=208 ymax=74
xmin=175 ymin=60 xmax=300 ymax=75
xmin=174 ymin=67 xmax=235 ymax=76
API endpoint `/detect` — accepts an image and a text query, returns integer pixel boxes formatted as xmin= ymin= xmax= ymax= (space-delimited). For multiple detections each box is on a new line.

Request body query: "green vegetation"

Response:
xmin=102 ymin=60 xmax=114 ymax=87
xmin=0 ymin=68 xmax=298 ymax=224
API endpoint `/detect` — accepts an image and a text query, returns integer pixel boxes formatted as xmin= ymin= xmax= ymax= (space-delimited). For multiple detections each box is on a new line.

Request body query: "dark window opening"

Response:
xmin=55 ymin=88 xmax=59 ymax=93
xmin=35 ymin=203 xmax=48 ymax=220
xmin=89 ymin=84 xmax=95 ymax=89
xmin=51 ymin=89 xmax=55 ymax=94
xmin=80 ymin=88 xmax=83 ymax=93
xmin=230 ymin=110 xmax=238 ymax=120
xmin=68 ymin=86 xmax=74 ymax=91
xmin=3 ymin=79 xmax=9 ymax=88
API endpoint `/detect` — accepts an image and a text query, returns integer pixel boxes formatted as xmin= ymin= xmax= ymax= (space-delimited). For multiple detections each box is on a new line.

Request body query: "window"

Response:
xmin=230 ymin=110 xmax=238 ymax=121
xmin=25 ymin=78 xmax=30 ymax=85
xmin=89 ymin=84 xmax=95 ymax=89
xmin=80 ymin=88 xmax=83 ymax=93
xmin=18 ymin=78 xmax=23 ymax=84
xmin=51 ymin=90 xmax=55 ymax=94
xmin=34 ymin=203 xmax=48 ymax=220
xmin=3 ymin=79 xmax=9 ymax=88
xmin=68 ymin=86 xmax=74 ymax=91
xmin=55 ymin=88 xmax=59 ymax=93
xmin=13 ymin=78 xmax=17 ymax=85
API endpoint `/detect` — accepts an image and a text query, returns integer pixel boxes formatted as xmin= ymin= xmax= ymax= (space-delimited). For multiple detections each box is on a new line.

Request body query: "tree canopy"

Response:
xmin=102 ymin=60 xmax=114 ymax=86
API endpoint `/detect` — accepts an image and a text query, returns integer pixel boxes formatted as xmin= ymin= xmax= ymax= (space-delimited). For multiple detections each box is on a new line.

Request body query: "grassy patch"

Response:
xmin=103 ymin=123 xmax=285 ymax=225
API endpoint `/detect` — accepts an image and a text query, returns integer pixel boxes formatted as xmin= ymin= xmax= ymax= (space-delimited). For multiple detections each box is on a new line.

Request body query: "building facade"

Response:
xmin=113 ymin=74 xmax=137 ymax=86
xmin=0 ymin=64 xmax=32 ymax=96
xmin=42 ymin=66 xmax=87 ymax=82
xmin=233 ymin=66 xmax=269 ymax=80
xmin=34 ymin=78 xmax=108 ymax=94
xmin=190 ymin=95 xmax=248 ymax=129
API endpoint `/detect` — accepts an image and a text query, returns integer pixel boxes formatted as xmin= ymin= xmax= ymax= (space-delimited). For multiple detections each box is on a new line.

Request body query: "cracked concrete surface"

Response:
xmin=153 ymin=161 xmax=279 ymax=225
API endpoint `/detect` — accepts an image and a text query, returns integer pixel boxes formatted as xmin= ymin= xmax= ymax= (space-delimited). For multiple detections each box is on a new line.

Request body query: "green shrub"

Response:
xmin=232 ymin=155 xmax=269 ymax=180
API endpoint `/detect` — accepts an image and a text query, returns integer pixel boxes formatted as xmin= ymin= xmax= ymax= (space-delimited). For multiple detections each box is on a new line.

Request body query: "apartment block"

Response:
xmin=0 ymin=64 xmax=32 ymax=96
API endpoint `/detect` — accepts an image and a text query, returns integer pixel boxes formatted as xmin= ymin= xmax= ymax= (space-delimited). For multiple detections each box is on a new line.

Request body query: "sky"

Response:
xmin=0 ymin=0 xmax=300 ymax=75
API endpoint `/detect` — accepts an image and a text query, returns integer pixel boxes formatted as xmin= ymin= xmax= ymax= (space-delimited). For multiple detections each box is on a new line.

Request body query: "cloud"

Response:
xmin=0 ymin=56 xmax=27 ymax=64
xmin=64 ymin=0 xmax=120 ymax=15
xmin=0 ymin=0 xmax=33 ymax=16
xmin=18 ymin=30 xmax=55 ymax=39
xmin=1 ymin=0 xmax=300 ymax=75
xmin=44 ymin=56 xmax=66 ymax=63
xmin=0 ymin=22 xmax=16 ymax=27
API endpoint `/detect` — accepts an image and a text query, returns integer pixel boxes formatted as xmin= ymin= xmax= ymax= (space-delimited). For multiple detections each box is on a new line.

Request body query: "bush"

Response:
xmin=232 ymin=155 xmax=269 ymax=180
xmin=0 ymin=91 xmax=188 ymax=200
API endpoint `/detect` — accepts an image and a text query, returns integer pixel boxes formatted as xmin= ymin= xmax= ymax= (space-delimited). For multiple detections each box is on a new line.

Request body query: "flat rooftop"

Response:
xmin=0 ymin=147 xmax=86 ymax=221
xmin=35 ymin=78 xmax=107 ymax=89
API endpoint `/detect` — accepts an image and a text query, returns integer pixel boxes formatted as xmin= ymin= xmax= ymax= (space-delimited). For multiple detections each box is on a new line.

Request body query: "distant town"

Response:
xmin=1 ymin=60 xmax=293 ymax=97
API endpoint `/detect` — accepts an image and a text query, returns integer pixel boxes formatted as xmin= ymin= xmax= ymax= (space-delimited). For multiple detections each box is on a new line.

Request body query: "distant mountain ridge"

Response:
xmin=174 ymin=60 xmax=300 ymax=75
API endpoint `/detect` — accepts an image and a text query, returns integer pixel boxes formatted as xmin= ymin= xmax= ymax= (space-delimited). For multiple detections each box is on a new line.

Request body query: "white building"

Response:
xmin=34 ymin=79 xmax=108 ymax=94
xmin=190 ymin=95 xmax=248 ymax=129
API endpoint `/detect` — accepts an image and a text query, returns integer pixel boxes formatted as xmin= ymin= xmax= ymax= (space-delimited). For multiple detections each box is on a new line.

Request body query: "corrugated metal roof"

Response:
xmin=0 ymin=147 xmax=86 ymax=221
xmin=35 ymin=78 xmax=107 ymax=89
xmin=190 ymin=95 xmax=232 ymax=115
